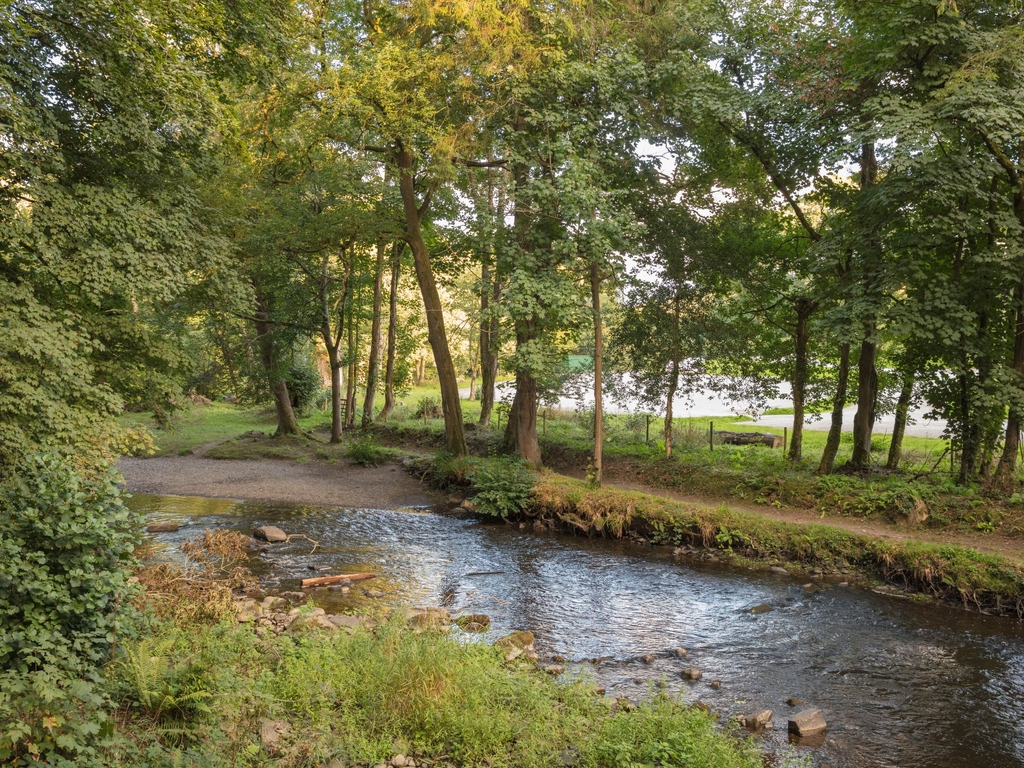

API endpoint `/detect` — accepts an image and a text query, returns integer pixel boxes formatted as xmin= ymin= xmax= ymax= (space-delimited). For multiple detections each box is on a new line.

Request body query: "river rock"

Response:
xmin=261 ymin=596 xmax=287 ymax=612
xmin=671 ymin=647 xmax=688 ymax=658
xmin=495 ymin=630 xmax=535 ymax=649
xmin=460 ymin=498 xmax=477 ymax=513
xmin=786 ymin=697 xmax=804 ymax=707
xmin=708 ymin=680 xmax=721 ymax=690
xmin=146 ymin=521 xmax=179 ymax=533
xmin=788 ymin=708 xmax=827 ymax=736
xmin=495 ymin=630 xmax=535 ymax=661
xmin=748 ymin=603 xmax=774 ymax=614
xmin=233 ymin=598 xmax=259 ymax=622
xmin=680 ymin=668 xmax=702 ymax=681
xmin=327 ymin=614 xmax=362 ymax=630
xmin=743 ymin=710 xmax=773 ymax=730
xmin=406 ymin=607 xmax=450 ymax=628
xmin=260 ymin=719 xmax=290 ymax=751
xmin=542 ymin=664 xmax=565 ymax=676
xmin=254 ymin=525 xmax=288 ymax=543
xmin=770 ymin=566 xmax=789 ymax=575
xmin=455 ymin=614 xmax=491 ymax=631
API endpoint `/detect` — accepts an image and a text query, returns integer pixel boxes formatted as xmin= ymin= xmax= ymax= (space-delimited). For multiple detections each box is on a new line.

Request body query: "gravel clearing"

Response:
xmin=118 ymin=456 xmax=439 ymax=509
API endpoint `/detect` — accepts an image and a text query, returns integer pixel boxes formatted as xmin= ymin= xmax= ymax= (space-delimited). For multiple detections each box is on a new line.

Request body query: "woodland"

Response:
xmin=3 ymin=0 xmax=1024 ymax=765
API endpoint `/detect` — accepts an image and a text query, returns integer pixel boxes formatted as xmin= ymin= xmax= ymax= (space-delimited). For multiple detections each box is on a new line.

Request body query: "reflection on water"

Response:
xmin=129 ymin=493 xmax=1024 ymax=768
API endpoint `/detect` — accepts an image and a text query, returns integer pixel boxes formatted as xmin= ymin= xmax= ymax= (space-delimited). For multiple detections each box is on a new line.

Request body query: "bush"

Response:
xmin=414 ymin=396 xmax=442 ymax=419
xmin=471 ymin=458 xmax=535 ymax=518
xmin=347 ymin=436 xmax=392 ymax=467
xmin=0 ymin=454 xmax=140 ymax=767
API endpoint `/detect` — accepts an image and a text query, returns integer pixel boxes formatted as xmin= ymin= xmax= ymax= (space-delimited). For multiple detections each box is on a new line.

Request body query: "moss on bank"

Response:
xmin=526 ymin=474 xmax=1024 ymax=618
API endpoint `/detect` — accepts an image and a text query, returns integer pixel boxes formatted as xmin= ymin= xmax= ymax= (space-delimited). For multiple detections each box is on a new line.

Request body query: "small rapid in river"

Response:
xmin=131 ymin=493 xmax=1024 ymax=768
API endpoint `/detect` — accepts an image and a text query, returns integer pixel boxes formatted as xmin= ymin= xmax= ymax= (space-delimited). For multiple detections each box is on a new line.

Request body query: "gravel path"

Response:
xmin=118 ymin=456 xmax=439 ymax=509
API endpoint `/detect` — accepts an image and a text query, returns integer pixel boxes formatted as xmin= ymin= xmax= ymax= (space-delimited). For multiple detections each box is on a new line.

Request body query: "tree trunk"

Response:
xmin=886 ymin=372 xmax=914 ymax=470
xmin=362 ymin=238 xmax=387 ymax=428
xmin=591 ymin=261 xmax=604 ymax=485
xmin=850 ymin=337 xmax=877 ymax=468
xmin=272 ymin=379 xmax=301 ymax=436
xmin=344 ymin=298 xmax=357 ymax=430
xmin=789 ymin=298 xmax=813 ymax=462
xmin=504 ymin=355 xmax=542 ymax=467
xmin=479 ymin=257 xmax=500 ymax=426
xmin=397 ymin=145 xmax=467 ymax=455
xmin=665 ymin=358 xmax=679 ymax=458
xmin=324 ymin=331 xmax=344 ymax=442
xmin=502 ymin=109 xmax=543 ymax=465
xmin=996 ymin=274 xmax=1024 ymax=482
xmin=254 ymin=292 xmax=300 ymax=436
xmin=817 ymin=342 xmax=851 ymax=475
xmin=380 ymin=243 xmax=403 ymax=423
xmin=850 ymin=140 xmax=880 ymax=471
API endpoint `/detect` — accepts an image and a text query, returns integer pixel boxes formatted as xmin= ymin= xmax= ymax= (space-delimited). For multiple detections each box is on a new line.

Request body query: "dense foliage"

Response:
xmin=0 ymin=455 xmax=139 ymax=766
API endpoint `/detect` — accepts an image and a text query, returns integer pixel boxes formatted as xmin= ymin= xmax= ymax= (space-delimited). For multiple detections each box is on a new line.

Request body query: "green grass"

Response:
xmin=101 ymin=615 xmax=766 ymax=768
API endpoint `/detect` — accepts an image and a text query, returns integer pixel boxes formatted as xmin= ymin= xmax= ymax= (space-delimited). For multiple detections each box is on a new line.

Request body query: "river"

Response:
xmin=131 ymin=493 xmax=1024 ymax=768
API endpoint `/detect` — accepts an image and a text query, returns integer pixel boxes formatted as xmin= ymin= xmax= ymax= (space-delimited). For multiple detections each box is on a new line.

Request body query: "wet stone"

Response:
xmin=743 ymin=710 xmax=773 ymax=730
xmin=680 ymin=668 xmax=702 ymax=681
xmin=254 ymin=525 xmax=288 ymax=543
xmin=789 ymin=708 xmax=827 ymax=736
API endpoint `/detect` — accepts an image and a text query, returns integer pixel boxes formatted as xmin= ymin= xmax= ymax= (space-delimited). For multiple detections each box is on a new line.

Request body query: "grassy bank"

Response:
xmin=431 ymin=460 xmax=1024 ymax=618
xmin=77 ymin=545 xmax=780 ymax=768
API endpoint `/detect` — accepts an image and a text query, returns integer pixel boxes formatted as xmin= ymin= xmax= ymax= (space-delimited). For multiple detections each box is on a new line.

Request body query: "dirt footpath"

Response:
xmin=118 ymin=456 xmax=439 ymax=509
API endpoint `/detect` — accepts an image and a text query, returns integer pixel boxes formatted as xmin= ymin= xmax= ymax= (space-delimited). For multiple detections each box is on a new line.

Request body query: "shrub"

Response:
xmin=414 ymin=396 xmax=442 ymax=419
xmin=471 ymin=459 xmax=535 ymax=518
xmin=347 ymin=436 xmax=392 ymax=467
xmin=0 ymin=454 xmax=140 ymax=766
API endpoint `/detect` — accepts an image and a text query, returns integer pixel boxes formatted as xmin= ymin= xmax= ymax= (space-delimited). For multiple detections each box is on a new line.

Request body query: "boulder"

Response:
xmin=327 ymin=614 xmax=363 ymax=630
xmin=788 ymin=708 xmax=827 ymax=736
xmin=261 ymin=596 xmax=287 ymax=612
xmin=671 ymin=647 xmax=688 ymax=658
xmin=146 ymin=521 xmax=179 ymax=533
xmin=254 ymin=525 xmax=288 ymax=543
xmin=770 ymin=566 xmax=789 ymax=576
xmin=743 ymin=710 xmax=773 ymax=730
xmin=638 ymin=653 xmax=655 ymax=664
xmin=455 ymin=614 xmax=491 ymax=632
xmin=460 ymin=498 xmax=477 ymax=513
xmin=406 ymin=607 xmax=451 ymax=628
xmin=495 ymin=630 xmax=535 ymax=650
xmin=260 ymin=719 xmax=291 ymax=751
xmin=748 ymin=603 xmax=774 ymax=614
xmin=233 ymin=598 xmax=259 ymax=623
xmin=288 ymin=610 xmax=337 ymax=633
xmin=680 ymin=668 xmax=702 ymax=681
xmin=541 ymin=664 xmax=565 ymax=676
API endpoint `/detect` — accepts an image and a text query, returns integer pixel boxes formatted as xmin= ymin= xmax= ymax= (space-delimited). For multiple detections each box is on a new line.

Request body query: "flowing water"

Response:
xmin=131 ymin=493 xmax=1024 ymax=768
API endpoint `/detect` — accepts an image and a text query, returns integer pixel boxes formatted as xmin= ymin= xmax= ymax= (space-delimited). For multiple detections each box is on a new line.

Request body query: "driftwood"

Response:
xmin=300 ymin=572 xmax=377 ymax=588
xmin=715 ymin=431 xmax=783 ymax=449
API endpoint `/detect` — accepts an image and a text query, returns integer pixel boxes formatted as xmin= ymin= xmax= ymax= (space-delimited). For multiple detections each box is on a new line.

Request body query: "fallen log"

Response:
xmin=715 ymin=431 xmax=783 ymax=449
xmin=300 ymin=572 xmax=377 ymax=588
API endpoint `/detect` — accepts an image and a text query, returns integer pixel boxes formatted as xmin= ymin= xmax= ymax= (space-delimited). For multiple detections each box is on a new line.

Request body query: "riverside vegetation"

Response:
xmin=6 ymin=0 xmax=1024 ymax=765
xmin=0 ymin=457 xmax=791 ymax=768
